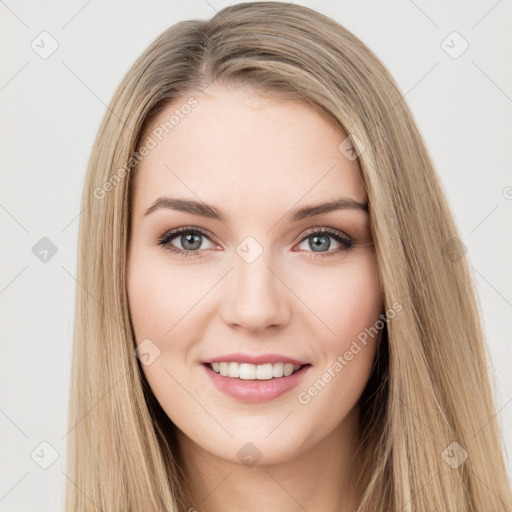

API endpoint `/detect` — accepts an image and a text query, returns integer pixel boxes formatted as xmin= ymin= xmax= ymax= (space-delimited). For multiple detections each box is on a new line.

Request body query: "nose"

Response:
xmin=218 ymin=249 xmax=291 ymax=333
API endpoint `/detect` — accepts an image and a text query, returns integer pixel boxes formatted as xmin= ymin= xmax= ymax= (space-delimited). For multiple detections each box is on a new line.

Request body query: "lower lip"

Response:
xmin=202 ymin=363 xmax=312 ymax=403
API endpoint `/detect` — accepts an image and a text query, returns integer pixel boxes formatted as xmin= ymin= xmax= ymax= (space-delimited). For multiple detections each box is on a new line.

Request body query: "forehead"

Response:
xmin=132 ymin=87 xmax=366 ymax=217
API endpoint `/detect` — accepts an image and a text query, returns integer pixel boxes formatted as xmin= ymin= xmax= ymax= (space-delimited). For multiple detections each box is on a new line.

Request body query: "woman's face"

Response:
xmin=127 ymin=86 xmax=383 ymax=465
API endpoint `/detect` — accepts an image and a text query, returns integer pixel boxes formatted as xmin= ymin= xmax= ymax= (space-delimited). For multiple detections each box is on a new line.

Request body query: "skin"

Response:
xmin=127 ymin=85 xmax=384 ymax=512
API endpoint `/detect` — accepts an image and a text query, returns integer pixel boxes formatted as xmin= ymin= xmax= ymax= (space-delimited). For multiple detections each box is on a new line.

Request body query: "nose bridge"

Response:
xmin=219 ymin=235 xmax=290 ymax=331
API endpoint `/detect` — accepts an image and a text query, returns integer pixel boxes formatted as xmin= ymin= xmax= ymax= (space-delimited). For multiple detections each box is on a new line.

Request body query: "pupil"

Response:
xmin=310 ymin=234 xmax=330 ymax=252
xmin=182 ymin=233 xmax=201 ymax=250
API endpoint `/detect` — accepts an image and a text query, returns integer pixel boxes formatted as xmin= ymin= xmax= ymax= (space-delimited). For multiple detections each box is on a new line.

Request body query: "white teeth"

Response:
xmin=284 ymin=364 xmax=294 ymax=377
xmin=219 ymin=362 xmax=229 ymax=376
xmin=273 ymin=363 xmax=284 ymax=378
xmin=228 ymin=362 xmax=239 ymax=378
xmin=240 ymin=363 xmax=256 ymax=380
xmin=256 ymin=363 xmax=273 ymax=380
xmin=209 ymin=362 xmax=302 ymax=379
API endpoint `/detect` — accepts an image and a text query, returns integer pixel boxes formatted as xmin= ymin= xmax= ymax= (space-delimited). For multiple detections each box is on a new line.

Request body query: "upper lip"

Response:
xmin=202 ymin=353 xmax=310 ymax=366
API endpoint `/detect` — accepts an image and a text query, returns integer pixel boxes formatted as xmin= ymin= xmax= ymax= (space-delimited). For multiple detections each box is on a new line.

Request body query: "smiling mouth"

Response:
xmin=204 ymin=362 xmax=310 ymax=380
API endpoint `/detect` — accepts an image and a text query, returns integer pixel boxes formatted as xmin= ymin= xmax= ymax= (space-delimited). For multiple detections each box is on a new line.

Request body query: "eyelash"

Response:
xmin=156 ymin=225 xmax=356 ymax=260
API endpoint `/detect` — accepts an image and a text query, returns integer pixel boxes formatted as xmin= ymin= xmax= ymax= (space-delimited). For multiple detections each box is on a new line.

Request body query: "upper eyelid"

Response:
xmin=163 ymin=226 xmax=220 ymax=244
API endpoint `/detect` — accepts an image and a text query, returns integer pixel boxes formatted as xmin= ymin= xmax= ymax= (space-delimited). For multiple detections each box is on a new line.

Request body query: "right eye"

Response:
xmin=156 ymin=226 xmax=218 ymax=258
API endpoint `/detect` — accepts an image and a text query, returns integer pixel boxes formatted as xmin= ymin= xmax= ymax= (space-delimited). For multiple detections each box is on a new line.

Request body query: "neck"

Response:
xmin=174 ymin=405 xmax=366 ymax=512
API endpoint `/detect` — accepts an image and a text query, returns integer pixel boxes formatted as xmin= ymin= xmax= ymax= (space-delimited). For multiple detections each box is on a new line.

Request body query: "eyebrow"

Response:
xmin=144 ymin=196 xmax=368 ymax=223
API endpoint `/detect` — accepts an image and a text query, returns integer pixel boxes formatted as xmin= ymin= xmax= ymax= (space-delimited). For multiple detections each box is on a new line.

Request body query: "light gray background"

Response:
xmin=1 ymin=0 xmax=511 ymax=510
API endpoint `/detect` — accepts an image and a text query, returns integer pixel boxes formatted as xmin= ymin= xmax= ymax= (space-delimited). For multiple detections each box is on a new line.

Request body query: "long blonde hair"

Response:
xmin=66 ymin=2 xmax=512 ymax=510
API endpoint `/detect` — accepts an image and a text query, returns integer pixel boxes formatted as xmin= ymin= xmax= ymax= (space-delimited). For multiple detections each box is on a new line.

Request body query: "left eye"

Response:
xmin=294 ymin=228 xmax=355 ymax=257
xmin=156 ymin=226 xmax=355 ymax=259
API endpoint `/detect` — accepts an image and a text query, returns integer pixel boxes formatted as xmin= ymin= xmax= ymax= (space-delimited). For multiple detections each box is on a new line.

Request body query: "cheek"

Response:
xmin=126 ymin=248 xmax=203 ymax=413
xmin=127 ymin=246 xmax=219 ymax=398
xmin=294 ymin=252 xmax=383 ymax=351
xmin=292 ymin=253 xmax=383 ymax=403
xmin=127 ymin=246 xmax=201 ymax=343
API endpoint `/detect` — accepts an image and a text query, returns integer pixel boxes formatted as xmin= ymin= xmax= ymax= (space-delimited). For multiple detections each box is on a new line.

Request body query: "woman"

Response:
xmin=66 ymin=2 xmax=512 ymax=510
